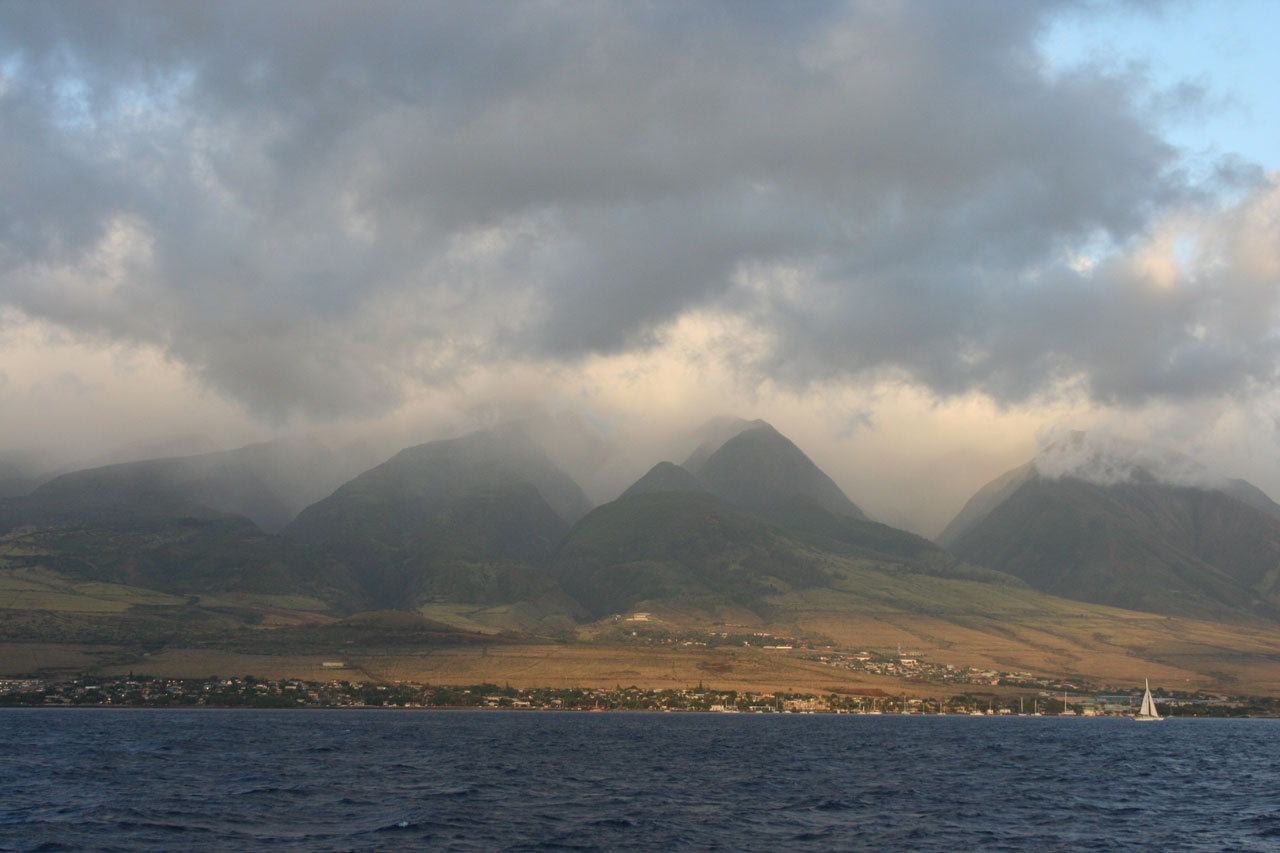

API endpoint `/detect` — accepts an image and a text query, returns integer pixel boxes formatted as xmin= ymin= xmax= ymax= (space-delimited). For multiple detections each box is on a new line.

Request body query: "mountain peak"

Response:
xmin=282 ymin=425 xmax=591 ymax=610
xmin=681 ymin=417 xmax=770 ymax=473
xmin=691 ymin=421 xmax=866 ymax=523
xmin=362 ymin=426 xmax=592 ymax=526
xmin=1032 ymin=431 xmax=1226 ymax=491
xmin=937 ymin=433 xmax=1280 ymax=622
xmin=939 ymin=432 xmax=1259 ymax=548
xmin=619 ymin=462 xmax=706 ymax=499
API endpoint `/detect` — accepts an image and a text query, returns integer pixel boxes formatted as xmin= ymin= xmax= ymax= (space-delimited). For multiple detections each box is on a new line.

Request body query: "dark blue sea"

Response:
xmin=1 ymin=710 xmax=1278 ymax=851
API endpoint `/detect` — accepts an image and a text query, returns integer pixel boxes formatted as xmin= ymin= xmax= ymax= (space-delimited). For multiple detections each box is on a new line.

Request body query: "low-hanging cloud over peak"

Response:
xmin=1032 ymin=428 xmax=1230 ymax=490
xmin=1 ymin=1 xmax=1276 ymax=422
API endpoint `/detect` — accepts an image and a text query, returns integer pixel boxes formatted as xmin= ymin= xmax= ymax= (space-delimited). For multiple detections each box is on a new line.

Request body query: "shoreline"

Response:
xmin=5 ymin=705 xmax=1280 ymax=719
xmin=5 ymin=674 xmax=1277 ymax=718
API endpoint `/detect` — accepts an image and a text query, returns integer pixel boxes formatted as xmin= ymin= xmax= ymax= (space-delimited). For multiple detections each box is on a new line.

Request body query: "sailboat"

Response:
xmin=1133 ymin=679 xmax=1163 ymax=722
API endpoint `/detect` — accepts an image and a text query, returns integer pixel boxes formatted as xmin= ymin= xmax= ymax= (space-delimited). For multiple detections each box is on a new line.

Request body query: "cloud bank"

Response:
xmin=1032 ymin=428 xmax=1229 ymax=489
xmin=2 ymin=1 xmax=1276 ymax=427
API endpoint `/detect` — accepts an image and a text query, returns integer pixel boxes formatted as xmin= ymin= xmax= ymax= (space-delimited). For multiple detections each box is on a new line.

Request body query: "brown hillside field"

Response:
xmin=77 ymin=644 xmax=952 ymax=699
xmin=4 ymin=560 xmax=1280 ymax=695
xmin=4 ymin=604 xmax=1278 ymax=696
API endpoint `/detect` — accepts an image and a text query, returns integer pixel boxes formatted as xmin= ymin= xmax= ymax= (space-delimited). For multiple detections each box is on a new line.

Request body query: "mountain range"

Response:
xmin=282 ymin=427 xmax=591 ymax=616
xmin=0 ymin=437 xmax=364 ymax=533
xmin=4 ymin=420 xmax=1280 ymax=644
xmin=939 ymin=433 xmax=1280 ymax=621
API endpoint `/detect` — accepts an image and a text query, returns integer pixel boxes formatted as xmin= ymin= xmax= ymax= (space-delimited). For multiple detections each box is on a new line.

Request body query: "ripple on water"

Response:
xmin=1 ymin=712 xmax=1278 ymax=851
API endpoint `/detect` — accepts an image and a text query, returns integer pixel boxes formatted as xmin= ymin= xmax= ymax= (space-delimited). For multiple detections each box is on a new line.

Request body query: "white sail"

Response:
xmin=1134 ymin=679 xmax=1162 ymax=721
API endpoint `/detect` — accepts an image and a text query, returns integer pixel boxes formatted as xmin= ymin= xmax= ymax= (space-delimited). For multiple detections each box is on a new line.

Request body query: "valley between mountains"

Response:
xmin=3 ymin=420 xmax=1280 ymax=696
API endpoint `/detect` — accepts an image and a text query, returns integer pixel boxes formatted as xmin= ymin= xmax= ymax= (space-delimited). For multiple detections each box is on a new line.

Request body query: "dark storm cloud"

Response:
xmin=1 ymin=0 xmax=1273 ymax=419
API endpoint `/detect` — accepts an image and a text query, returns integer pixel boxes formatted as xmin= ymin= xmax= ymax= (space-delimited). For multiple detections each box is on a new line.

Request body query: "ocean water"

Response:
xmin=1 ymin=710 xmax=1277 ymax=851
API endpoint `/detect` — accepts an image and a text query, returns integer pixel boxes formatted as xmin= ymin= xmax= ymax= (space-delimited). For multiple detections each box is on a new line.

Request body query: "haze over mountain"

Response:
xmin=1 ymin=517 xmax=362 ymax=607
xmin=619 ymin=462 xmax=706 ymax=500
xmin=8 ymin=409 xmax=1280 ymax=704
xmin=687 ymin=421 xmax=868 ymax=524
xmin=0 ymin=440 xmax=369 ymax=609
xmin=552 ymin=491 xmax=834 ymax=620
xmin=0 ymin=453 xmax=49 ymax=500
xmin=559 ymin=418 xmax=1005 ymax=621
xmin=0 ymin=437 xmax=364 ymax=534
xmin=938 ymin=432 xmax=1279 ymax=544
xmin=4 ymin=2 xmax=1280 ymax=554
xmin=680 ymin=417 xmax=764 ymax=476
xmin=617 ymin=417 xmax=869 ymax=521
xmin=940 ymin=432 xmax=1280 ymax=621
xmin=1 ymin=414 xmax=975 ymax=626
xmin=283 ymin=427 xmax=591 ymax=614
xmin=8 ymin=412 xmax=1280 ymax=640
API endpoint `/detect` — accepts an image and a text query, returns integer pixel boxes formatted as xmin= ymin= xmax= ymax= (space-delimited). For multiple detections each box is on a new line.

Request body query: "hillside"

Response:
xmin=584 ymin=421 xmax=1006 ymax=618
xmin=552 ymin=491 xmax=834 ymax=618
xmin=935 ymin=461 xmax=1036 ymax=548
xmin=619 ymin=462 xmax=706 ymax=499
xmin=765 ymin=494 xmax=1013 ymax=584
xmin=688 ymin=421 xmax=867 ymax=523
xmin=0 ymin=452 xmax=46 ymax=499
xmin=551 ymin=486 xmax=1010 ymax=622
xmin=6 ymin=419 xmax=1280 ymax=695
xmin=0 ymin=437 xmax=360 ymax=535
xmin=284 ymin=428 xmax=590 ymax=610
xmin=0 ymin=515 xmax=364 ymax=610
xmin=680 ymin=416 xmax=763 ymax=474
xmin=942 ymin=454 xmax=1280 ymax=621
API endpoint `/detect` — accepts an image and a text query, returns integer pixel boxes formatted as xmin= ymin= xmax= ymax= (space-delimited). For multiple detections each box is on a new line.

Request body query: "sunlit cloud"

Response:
xmin=1 ymin=1 xmax=1278 ymax=533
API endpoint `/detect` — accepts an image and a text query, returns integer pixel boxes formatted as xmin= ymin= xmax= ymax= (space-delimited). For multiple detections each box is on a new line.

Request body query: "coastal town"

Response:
xmin=616 ymin=622 xmax=1140 ymax=695
xmin=2 ymin=674 xmax=1275 ymax=716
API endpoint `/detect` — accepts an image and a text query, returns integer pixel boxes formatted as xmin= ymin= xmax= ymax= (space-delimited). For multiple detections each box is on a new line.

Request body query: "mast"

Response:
xmin=1135 ymin=678 xmax=1162 ymax=720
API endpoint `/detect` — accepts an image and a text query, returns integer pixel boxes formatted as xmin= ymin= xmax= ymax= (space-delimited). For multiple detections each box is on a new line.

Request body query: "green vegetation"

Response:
xmin=283 ymin=431 xmax=588 ymax=609
xmin=0 ymin=567 xmax=187 ymax=613
xmin=7 ymin=676 xmax=1277 ymax=716
xmin=692 ymin=422 xmax=867 ymax=522
xmin=0 ymin=518 xmax=362 ymax=609
xmin=552 ymin=492 xmax=832 ymax=617
xmin=4 ymin=420 xmax=1280 ymax=698
xmin=949 ymin=477 xmax=1280 ymax=621
xmin=620 ymin=462 xmax=706 ymax=498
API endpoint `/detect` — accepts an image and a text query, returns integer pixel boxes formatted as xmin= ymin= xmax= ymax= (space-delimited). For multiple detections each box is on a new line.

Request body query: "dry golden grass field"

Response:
xmin=5 ymin=558 xmax=1280 ymax=696
xmin=5 ymin=605 xmax=1279 ymax=697
xmin=69 ymin=644 xmax=955 ymax=699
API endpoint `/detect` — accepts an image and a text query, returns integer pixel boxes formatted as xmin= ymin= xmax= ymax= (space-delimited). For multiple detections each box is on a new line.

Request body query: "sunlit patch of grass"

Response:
xmin=0 ymin=569 xmax=180 ymax=612
xmin=71 ymin=582 xmax=188 ymax=606
xmin=196 ymin=593 xmax=330 ymax=612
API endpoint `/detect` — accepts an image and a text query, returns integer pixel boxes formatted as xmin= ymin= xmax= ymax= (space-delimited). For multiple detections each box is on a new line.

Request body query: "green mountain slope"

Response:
xmin=284 ymin=428 xmax=591 ymax=610
xmin=554 ymin=485 xmax=1020 ymax=622
xmin=935 ymin=461 xmax=1036 ymax=548
xmin=689 ymin=421 xmax=867 ymax=523
xmin=766 ymin=494 xmax=1014 ymax=584
xmin=1 ymin=437 xmax=358 ymax=535
xmin=619 ymin=462 xmax=706 ymax=499
xmin=0 ymin=516 xmax=363 ymax=608
xmin=552 ymin=491 xmax=833 ymax=618
xmin=946 ymin=476 xmax=1280 ymax=621
xmin=1223 ymin=478 xmax=1280 ymax=521
xmin=681 ymin=416 xmax=763 ymax=474
xmin=0 ymin=439 xmax=370 ymax=612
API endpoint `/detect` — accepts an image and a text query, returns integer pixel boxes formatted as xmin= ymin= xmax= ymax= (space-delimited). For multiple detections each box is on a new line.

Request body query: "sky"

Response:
xmin=1 ymin=0 xmax=1278 ymax=536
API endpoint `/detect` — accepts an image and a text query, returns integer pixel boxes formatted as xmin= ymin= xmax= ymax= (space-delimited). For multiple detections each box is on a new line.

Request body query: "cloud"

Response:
xmin=1032 ymin=427 xmax=1229 ymax=489
xmin=0 ymin=0 xmax=1276 ymax=424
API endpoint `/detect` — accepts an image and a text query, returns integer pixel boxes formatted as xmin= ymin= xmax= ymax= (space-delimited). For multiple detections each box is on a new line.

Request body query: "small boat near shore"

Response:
xmin=1134 ymin=679 xmax=1163 ymax=722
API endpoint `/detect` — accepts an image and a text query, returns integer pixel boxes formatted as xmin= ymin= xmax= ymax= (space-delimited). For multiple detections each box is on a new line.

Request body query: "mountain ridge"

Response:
xmin=687 ymin=421 xmax=868 ymax=524
xmin=283 ymin=428 xmax=590 ymax=610
xmin=941 ymin=439 xmax=1280 ymax=622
